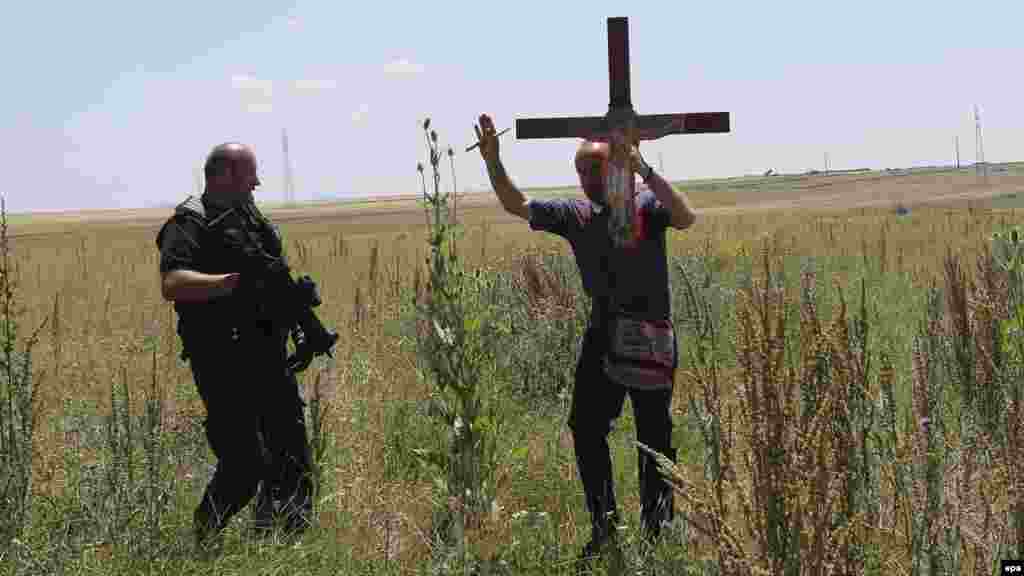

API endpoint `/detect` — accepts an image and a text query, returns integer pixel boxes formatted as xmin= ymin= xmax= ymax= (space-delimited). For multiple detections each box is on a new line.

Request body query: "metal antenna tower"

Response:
xmin=974 ymin=104 xmax=986 ymax=177
xmin=282 ymin=128 xmax=296 ymax=204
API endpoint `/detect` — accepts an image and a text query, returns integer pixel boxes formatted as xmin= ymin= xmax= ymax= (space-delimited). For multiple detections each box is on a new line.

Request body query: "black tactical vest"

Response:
xmin=157 ymin=194 xmax=288 ymax=352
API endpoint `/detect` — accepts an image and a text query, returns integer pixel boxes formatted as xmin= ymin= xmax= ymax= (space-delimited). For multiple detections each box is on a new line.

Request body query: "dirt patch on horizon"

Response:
xmin=695 ymin=171 xmax=1024 ymax=215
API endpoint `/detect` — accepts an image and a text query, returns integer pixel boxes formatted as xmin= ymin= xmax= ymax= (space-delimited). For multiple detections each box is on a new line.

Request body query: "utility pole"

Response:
xmin=825 ymin=152 xmax=830 ymax=175
xmin=975 ymin=104 xmax=986 ymax=178
xmin=282 ymin=128 xmax=296 ymax=204
xmin=955 ymin=135 xmax=960 ymax=169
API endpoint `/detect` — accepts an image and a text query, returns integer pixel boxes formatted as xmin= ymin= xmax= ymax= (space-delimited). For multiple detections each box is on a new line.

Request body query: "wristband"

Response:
xmin=642 ymin=163 xmax=654 ymax=183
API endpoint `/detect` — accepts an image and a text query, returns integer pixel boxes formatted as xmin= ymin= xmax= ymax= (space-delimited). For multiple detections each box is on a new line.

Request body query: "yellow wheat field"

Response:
xmin=10 ymin=166 xmax=1024 ymax=568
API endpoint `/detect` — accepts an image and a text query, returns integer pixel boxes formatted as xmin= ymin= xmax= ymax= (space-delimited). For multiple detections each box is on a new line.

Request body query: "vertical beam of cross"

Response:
xmin=515 ymin=18 xmax=729 ymax=141
xmin=608 ymin=17 xmax=631 ymax=112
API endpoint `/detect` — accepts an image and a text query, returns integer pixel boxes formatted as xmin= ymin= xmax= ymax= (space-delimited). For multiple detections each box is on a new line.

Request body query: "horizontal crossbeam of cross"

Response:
xmin=515 ymin=17 xmax=730 ymax=143
xmin=516 ymin=112 xmax=730 ymax=141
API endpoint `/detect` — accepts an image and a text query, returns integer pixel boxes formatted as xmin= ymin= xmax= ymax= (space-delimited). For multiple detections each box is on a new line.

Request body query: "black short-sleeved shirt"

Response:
xmin=157 ymin=212 xmax=204 ymax=275
xmin=527 ymin=189 xmax=674 ymax=325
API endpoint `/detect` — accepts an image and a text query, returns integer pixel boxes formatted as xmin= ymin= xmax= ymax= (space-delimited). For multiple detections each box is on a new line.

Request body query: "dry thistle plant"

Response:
xmin=407 ymin=117 xmax=510 ymax=565
xmin=0 ymin=196 xmax=49 ymax=549
xmin=652 ymin=236 xmax=892 ymax=575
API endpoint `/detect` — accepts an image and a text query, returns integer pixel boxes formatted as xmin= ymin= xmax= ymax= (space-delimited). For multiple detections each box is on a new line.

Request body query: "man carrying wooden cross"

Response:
xmin=474 ymin=17 xmax=728 ymax=566
xmin=475 ymin=113 xmax=695 ymax=561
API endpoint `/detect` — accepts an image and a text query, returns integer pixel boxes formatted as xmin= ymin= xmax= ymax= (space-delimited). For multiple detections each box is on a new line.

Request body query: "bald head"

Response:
xmin=204 ymin=143 xmax=254 ymax=181
xmin=574 ymin=140 xmax=610 ymax=172
xmin=204 ymin=143 xmax=260 ymax=203
xmin=575 ymin=140 xmax=610 ymax=205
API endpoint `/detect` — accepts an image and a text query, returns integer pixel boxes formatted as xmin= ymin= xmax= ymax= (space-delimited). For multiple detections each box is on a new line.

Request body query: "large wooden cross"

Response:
xmin=515 ymin=17 xmax=730 ymax=245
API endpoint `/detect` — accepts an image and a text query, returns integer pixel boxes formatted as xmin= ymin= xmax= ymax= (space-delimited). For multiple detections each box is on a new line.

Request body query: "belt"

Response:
xmin=179 ymin=320 xmax=286 ymax=362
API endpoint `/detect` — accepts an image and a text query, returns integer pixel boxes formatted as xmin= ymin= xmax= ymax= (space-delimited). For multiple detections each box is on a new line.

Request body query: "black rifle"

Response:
xmin=228 ymin=203 xmax=339 ymax=373
xmin=283 ymin=273 xmax=338 ymax=373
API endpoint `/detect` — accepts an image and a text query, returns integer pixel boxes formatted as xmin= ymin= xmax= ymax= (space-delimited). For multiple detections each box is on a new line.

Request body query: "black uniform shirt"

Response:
xmin=158 ymin=210 xmax=203 ymax=275
xmin=156 ymin=195 xmax=277 ymax=348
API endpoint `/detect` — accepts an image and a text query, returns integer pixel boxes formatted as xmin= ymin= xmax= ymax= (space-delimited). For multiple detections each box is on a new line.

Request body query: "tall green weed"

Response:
xmin=0 ymin=197 xmax=48 ymax=554
xmin=407 ymin=119 xmax=512 ymax=567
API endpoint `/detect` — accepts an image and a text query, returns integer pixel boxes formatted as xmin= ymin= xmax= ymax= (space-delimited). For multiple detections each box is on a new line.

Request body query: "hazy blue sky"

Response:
xmin=2 ymin=0 xmax=1021 ymax=213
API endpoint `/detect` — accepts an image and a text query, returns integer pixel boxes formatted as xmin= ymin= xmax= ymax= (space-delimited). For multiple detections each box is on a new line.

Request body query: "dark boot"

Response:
xmin=250 ymin=482 xmax=276 ymax=538
xmin=276 ymin=469 xmax=313 ymax=538
xmin=193 ymin=504 xmax=225 ymax=557
xmin=639 ymin=447 xmax=677 ymax=543
xmin=576 ymin=527 xmax=625 ymax=575
xmin=281 ymin=493 xmax=313 ymax=538
xmin=274 ymin=460 xmax=314 ymax=538
xmin=576 ymin=459 xmax=622 ymax=574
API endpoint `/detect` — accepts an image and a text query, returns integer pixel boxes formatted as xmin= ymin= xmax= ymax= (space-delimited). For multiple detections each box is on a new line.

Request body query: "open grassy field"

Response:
xmin=11 ymin=162 xmax=1024 ymax=236
xmin=4 ymin=164 xmax=1024 ymax=574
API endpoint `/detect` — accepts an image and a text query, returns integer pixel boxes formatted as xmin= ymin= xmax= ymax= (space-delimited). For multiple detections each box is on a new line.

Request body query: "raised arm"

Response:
xmin=631 ymin=146 xmax=697 ymax=230
xmin=476 ymin=114 xmax=530 ymax=220
xmin=485 ymin=156 xmax=530 ymax=220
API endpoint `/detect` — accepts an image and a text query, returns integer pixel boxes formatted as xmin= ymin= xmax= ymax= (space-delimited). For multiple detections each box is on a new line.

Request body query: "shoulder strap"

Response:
xmin=157 ymin=195 xmax=207 ymax=249
xmin=172 ymin=195 xmax=209 ymax=231
xmin=176 ymin=195 xmax=205 ymax=218
xmin=178 ymin=194 xmax=244 ymax=231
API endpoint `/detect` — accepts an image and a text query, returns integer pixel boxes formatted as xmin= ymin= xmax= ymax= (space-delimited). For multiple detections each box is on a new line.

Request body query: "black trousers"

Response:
xmin=187 ymin=330 xmax=313 ymax=534
xmin=568 ymin=328 xmax=677 ymax=542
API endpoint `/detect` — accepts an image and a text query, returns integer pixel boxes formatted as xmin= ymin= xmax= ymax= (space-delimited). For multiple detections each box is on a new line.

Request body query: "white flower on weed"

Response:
xmin=433 ymin=319 xmax=454 ymax=347
xmin=511 ymin=510 xmax=548 ymax=527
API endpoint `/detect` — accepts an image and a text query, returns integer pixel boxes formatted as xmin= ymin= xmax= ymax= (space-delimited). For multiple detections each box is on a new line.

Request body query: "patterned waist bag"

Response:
xmin=602 ymin=315 xmax=677 ymax=390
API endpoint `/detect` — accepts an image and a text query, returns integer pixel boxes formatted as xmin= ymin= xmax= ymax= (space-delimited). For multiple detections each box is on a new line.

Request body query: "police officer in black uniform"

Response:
xmin=157 ymin=143 xmax=314 ymax=551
